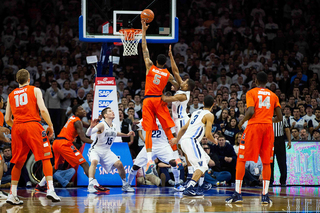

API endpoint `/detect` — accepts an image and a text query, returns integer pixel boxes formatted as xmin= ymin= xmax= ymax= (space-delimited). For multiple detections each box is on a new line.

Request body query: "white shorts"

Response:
xmin=180 ymin=138 xmax=208 ymax=173
xmin=89 ymin=148 xmax=119 ymax=173
xmin=134 ymin=144 xmax=175 ymax=168
xmin=173 ymin=117 xmax=189 ymax=135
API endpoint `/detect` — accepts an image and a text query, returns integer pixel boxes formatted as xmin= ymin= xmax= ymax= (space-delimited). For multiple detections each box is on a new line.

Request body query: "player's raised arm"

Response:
xmin=203 ymin=113 xmax=218 ymax=145
xmin=141 ymin=19 xmax=153 ymax=73
xmin=168 ymin=74 xmax=179 ymax=91
xmin=74 ymin=121 xmax=93 ymax=144
xmin=86 ymin=119 xmax=104 ymax=136
xmin=35 ymin=87 xmax=54 ymax=139
xmin=168 ymin=45 xmax=182 ymax=86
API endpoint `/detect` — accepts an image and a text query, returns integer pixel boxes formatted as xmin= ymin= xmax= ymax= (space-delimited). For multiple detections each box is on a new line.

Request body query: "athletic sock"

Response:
xmin=235 ymin=180 xmax=243 ymax=194
xmin=127 ymin=169 xmax=138 ymax=185
xmin=263 ymin=180 xmax=270 ymax=195
xmin=122 ymin=178 xmax=127 ymax=186
xmin=47 ymin=180 xmax=54 ymax=192
xmin=171 ymin=166 xmax=180 ymax=185
xmin=198 ymin=177 xmax=204 ymax=186
xmin=39 ymin=176 xmax=46 ymax=187
xmin=10 ymin=185 xmax=17 ymax=196
xmin=89 ymin=178 xmax=94 ymax=185
xmin=173 ymin=150 xmax=180 ymax=159
xmin=147 ymin=152 xmax=153 ymax=162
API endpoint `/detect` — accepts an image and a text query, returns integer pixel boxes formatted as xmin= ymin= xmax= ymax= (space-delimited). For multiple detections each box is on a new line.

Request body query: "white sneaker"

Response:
xmin=6 ymin=194 xmax=23 ymax=205
xmin=0 ymin=190 xmax=8 ymax=199
xmin=122 ymin=183 xmax=135 ymax=192
xmin=88 ymin=184 xmax=97 ymax=193
xmin=46 ymin=190 xmax=61 ymax=202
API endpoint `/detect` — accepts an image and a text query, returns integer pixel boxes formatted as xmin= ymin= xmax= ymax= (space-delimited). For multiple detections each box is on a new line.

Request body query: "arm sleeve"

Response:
xmin=86 ymin=126 xmax=99 ymax=136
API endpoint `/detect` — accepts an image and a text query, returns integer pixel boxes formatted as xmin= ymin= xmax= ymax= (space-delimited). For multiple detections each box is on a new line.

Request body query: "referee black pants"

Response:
xmin=270 ymin=136 xmax=287 ymax=185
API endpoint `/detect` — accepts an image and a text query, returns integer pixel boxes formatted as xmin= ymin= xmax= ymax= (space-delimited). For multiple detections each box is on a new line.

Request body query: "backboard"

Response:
xmin=79 ymin=0 xmax=178 ymax=43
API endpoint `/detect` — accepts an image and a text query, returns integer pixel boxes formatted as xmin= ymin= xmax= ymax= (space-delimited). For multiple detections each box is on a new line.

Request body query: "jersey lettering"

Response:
xmin=153 ymin=74 xmax=161 ymax=85
xmin=105 ymin=137 xmax=113 ymax=145
xmin=191 ymin=115 xmax=199 ymax=124
xmin=152 ymin=130 xmax=161 ymax=138
xmin=258 ymin=95 xmax=271 ymax=109
xmin=14 ymin=93 xmax=28 ymax=107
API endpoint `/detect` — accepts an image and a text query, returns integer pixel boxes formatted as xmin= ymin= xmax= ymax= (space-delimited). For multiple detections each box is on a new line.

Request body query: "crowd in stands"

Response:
xmin=1 ymin=0 xmax=320 ymax=187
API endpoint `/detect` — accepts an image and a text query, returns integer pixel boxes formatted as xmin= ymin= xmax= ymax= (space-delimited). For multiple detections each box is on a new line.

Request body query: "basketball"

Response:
xmin=141 ymin=9 xmax=154 ymax=23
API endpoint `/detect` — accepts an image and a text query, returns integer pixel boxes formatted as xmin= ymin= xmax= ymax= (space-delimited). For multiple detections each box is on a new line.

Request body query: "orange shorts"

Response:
xmin=142 ymin=97 xmax=175 ymax=131
xmin=11 ymin=122 xmax=52 ymax=164
xmin=52 ymin=138 xmax=86 ymax=170
xmin=0 ymin=154 xmax=2 ymax=161
xmin=238 ymin=123 xmax=274 ymax=164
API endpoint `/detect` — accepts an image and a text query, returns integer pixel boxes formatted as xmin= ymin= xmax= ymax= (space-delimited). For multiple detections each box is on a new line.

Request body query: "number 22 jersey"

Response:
xmin=91 ymin=121 xmax=117 ymax=150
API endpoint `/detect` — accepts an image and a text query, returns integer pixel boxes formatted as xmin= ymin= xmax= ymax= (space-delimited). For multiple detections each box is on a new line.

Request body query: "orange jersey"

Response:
xmin=145 ymin=65 xmax=170 ymax=96
xmin=9 ymin=85 xmax=41 ymax=124
xmin=246 ymin=87 xmax=281 ymax=125
xmin=57 ymin=116 xmax=81 ymax=142
xmin=0 ymin=111 xmax=3 ymax=126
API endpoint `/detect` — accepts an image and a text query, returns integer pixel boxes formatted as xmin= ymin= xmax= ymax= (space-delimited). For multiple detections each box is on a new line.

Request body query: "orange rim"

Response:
xmin=119 ymin=29 xmax=142 ymax=41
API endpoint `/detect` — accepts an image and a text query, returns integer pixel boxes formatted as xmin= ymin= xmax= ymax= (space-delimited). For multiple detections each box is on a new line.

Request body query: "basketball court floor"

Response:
xmin=0 ymin=186 xmax=319 ymax=212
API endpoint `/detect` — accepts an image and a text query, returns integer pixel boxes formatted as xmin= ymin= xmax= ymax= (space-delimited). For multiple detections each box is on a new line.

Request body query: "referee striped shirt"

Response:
xmin=273 ymin=116 xmax=289 ymax=137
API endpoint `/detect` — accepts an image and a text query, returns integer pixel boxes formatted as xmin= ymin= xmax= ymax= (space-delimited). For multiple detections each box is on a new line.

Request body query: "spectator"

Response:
xmin=288 ymin=107 xmax=306 ymax=131
xmin=222 ymin=118 xmax=239 ymax=145
xmin=244 ymin=156 xmax=262 ymax=187
xmin=300 ymin=129 xmax=309 ymax=140
xmin=291 ymin=128 xmax=300 ymax=140
xmin=45 ymin=80 xmax=64 ymax=136
xmin=212 ymin=134 xmax=237 ymax=183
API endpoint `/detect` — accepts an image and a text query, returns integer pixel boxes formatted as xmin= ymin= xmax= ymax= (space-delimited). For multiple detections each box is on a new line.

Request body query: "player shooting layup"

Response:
xmin=226 ymin=72 xmax=282 ymax=204
xmin=5 ymin=69 xmax=60 ymax=204
xmin=141 ymin=19 xmax=180 ymax=173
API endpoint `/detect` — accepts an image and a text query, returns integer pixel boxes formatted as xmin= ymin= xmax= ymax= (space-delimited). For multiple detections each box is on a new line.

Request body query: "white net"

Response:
xmin=119 ymin=29 xmax=142 ymax=56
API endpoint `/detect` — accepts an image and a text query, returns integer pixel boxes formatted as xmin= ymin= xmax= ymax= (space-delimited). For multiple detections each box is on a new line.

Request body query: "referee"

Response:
xmin=271 ymin=115 xmax=291 ymax=186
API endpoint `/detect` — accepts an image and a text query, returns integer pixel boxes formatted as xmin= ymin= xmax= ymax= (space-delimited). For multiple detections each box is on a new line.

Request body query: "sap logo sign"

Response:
xmin=99 ymin=100 xmax=113 ymax=107
xmin=99 ymin=90 xmax=112 ymax=97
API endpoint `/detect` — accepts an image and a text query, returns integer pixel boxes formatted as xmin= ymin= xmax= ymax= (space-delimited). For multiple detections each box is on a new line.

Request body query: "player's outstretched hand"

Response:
xmin=91 ymin=118 xmax=100 ymax=127
xmin=238 ymin=121 xmax=243 ymax=130
xmin=128 ymin=131 xmax=135 ymax=137
xmin=141 ymin=19 xmax=149 ymax=31
xmin=169 ymin=138 xmax=178 ymax=146
xmin=168 ymin=45 xmax=173 ymax=58
xmin=0 ymin=127 xmax=11 ymax=143
xmin=46 ymin=126 xmax=54 ymax=140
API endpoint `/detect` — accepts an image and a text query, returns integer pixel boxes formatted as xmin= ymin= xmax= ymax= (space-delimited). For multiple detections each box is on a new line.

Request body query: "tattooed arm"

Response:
xmin=141 ymin=19 xmax=153 ymax=75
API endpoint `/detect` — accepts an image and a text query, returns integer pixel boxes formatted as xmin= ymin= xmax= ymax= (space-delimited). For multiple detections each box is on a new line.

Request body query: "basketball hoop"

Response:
xmin=119 ymin=29 xmax=142 ymax=56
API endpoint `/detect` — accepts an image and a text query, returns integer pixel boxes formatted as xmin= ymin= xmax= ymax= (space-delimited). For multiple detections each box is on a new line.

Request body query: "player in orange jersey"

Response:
xmin=36 ymin=104 xmax=109 ymax=193
xmin=5 ymin=69 xmax=60 ymax=205
xmin=226 ymin=72 xmax=283 ymax=204
xmin=141 ymin=19 xmax=180 ymax=173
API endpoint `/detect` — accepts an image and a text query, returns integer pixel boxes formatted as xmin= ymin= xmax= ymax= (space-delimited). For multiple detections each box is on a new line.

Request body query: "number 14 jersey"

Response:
xmin=246 ymin=87 xmax=280 ymax=125
xmin=91 ymin=121 xmax=117 ymax=150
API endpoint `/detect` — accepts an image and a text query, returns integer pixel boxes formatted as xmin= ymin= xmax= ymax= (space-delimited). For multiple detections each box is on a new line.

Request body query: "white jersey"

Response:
xmin=172 ymin=90 xmax=190 ymax=119
xmin=90 ymin=122 xmax=117 ymax=150
xmin=181 ymin=109 xmax=211 ymax=143
xmin=137 ymin=119 xmax=175 ymax=147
